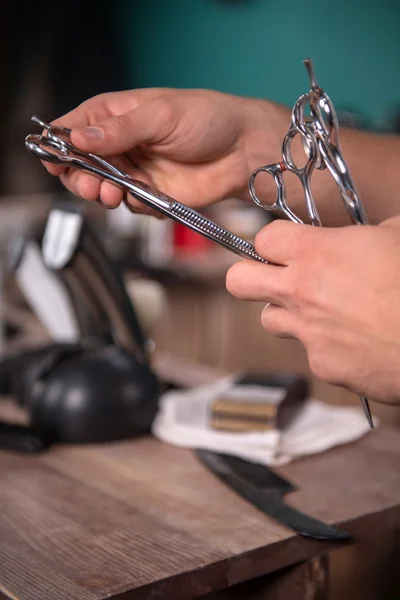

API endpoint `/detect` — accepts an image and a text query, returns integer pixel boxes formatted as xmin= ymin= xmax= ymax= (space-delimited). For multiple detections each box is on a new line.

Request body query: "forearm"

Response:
xmin=240 ymin=97 xmax=400 ymax=226
xmin=330 ymin=127 xmax=400 ymax=225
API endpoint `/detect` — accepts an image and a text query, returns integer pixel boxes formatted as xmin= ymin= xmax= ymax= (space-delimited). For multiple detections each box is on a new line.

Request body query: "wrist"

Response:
xmin=240 ymin=97 xmax=290 ymax=198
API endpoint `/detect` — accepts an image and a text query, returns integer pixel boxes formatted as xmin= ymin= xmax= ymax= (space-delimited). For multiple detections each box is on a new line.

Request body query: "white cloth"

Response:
xmin=152 ymin=376 xmax=376 ymax=466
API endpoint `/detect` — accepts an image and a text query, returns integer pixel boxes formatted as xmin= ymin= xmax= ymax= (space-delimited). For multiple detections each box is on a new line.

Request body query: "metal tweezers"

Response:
xmin=25 ymin=117 xmax=266 ymax=264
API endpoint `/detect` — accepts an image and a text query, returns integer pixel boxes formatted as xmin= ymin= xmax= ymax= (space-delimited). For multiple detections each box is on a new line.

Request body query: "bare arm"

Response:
xmin=241 ymin=98 xmax=400 ymax=226
xmin=45 ymin=89 xmax=400 ymax=227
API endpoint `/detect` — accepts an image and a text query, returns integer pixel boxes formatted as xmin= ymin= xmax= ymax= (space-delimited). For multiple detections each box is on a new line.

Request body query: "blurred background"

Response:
xmin=3 ymin=0 xmax=400 ymax=197
xmin=1 ymin=1 xmax=400 ymax=598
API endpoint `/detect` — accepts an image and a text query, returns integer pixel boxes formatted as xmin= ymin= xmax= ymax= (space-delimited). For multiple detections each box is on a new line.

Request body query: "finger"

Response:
xmin=41 ymin=104 xmax=103 ymax=177
xmin=60 ymin=170 xmax=101 ymax=202
xmin=58 ymin=152 xmax=133 ymax=206
xmin=50 ymin=93 xmax=117 ymax=130
xmin=70 ymin=96 xmax=177 ymax=156
xmin=43 ymin=162 xmax=66 ymax=177
xmin=98 ymin=181 xmax=124 ymax=208
xmin=254 ymin=220 xmax=313 ymax=265
xmin=77 ymin=174 xmax=103 ymax=202
xmin=97 ymin=185 xmax=163 ymax=218
xmin=49 ymin=89 xmax=160 ymax=130
xmin=100 ymin=182 xmax=155 ymax=212
xmin=260 ymin=304 xmax=298 ymax=339
xmin=94 ymin=198 xmax=116 ymax=211
xmin=41 ymin=91 xmax=142 ymax=177
xmin=99 ymin=167 xmax=157 ymax=214
xmin=58 ymin=164 xmax=156 ymax=214
xmin=59 ymin=172 xmax=124 ymax=208
xmin=225 ymin=260 xmax=289 ymax=305
xmin=59 ymin=170 xmax=80 ymax=197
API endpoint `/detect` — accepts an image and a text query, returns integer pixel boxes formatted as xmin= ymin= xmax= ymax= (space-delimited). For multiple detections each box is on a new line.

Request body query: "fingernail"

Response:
xmin=81 ymin=126 xmax=104 ymax=141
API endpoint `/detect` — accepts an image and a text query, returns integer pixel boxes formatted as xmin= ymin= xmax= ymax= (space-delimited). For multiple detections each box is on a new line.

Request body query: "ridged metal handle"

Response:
xmin=170 ymin=202 xmax=266 ymax=263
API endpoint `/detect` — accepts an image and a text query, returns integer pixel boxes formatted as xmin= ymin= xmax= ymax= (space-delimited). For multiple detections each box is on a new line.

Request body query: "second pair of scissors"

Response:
xmin=248 ymin=58 xmax=374 ymax=429
xmin=249 ymin=58 xmax=368 ymax=229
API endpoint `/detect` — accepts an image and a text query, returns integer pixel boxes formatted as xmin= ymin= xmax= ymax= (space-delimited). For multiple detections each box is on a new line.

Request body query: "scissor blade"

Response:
xmin=360 ymin=396 xmax=374 ymax=428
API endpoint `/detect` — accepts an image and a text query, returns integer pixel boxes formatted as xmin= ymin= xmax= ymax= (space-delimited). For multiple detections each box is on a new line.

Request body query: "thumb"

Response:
xmin=70 ymin=96 xmax=177 ymax=155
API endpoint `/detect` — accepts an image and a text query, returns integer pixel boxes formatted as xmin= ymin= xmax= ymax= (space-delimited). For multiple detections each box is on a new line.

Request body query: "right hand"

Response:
xmin=44 ymin=88 xmax=289 ymax=213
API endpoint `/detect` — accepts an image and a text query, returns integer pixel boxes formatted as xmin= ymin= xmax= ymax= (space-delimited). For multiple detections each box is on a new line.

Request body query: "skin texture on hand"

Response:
xmin=226 ymin=216 xmax=400 ymax=405
xmin=45 ymin=87 xmax=400 ymax=225
xmin=44 ymin=88 xmax=287 ymax=214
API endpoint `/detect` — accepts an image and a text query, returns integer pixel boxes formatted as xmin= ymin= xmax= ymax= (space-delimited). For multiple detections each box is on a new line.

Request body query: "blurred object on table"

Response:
xmin=172 ymin=222 xmax=213 ymax=257
xmin=210 ymin=371 xmax=308 ymax=433
xmin=0 ymin=197 xmax=163 ymax=449
xmin=153 ymin=370 xmax=375 ymax=467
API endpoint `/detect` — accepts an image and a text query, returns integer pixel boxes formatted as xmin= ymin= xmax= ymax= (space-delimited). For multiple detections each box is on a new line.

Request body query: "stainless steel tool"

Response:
xmin=248 ymin=58 xmax=373 ymax=429
xmin=25 ymin=117 xmax=266 ymax=264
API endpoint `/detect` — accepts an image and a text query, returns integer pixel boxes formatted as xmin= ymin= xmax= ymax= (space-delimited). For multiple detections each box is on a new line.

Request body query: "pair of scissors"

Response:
xmin=248 ymin=58 xmax=374 ymax=428
xmin=249 ymin=58 xmax=368 ymax=228
xmin=249 ymin=90 xmax=322 ymax=227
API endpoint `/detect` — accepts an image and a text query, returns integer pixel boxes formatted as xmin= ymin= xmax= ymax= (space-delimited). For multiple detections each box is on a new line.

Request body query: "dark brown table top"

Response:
xmin=0 ymin=310 xmax=400 ymax=600
xmin=1 ymin=361 xmax=400 ymax=600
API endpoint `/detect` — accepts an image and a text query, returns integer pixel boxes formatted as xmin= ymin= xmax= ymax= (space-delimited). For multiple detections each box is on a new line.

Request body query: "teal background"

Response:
xmin=115 ymin=0 xmax=400 ymax=124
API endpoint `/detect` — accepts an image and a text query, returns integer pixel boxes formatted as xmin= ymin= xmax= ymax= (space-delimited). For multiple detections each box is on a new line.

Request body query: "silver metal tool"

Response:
xmin=248 ymin=58 xmax=374 ymax=429
xmin=25 ymin=117 xmax=266 ymax=264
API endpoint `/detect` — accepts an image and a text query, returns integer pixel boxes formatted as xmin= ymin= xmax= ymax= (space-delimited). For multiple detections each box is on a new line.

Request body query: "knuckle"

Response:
xmin=60 ymin=170 xmax=79 ymax=194
xmin=151 ymin=95 xmax=175 ymax=121
xmin=286 ymin=265 xmax=317 ymax=311
xmin=78 ymin=92 xmax=111 ymax=118
xmin=308 ymin=353 xmax=329 ymax=381
xmin=290 ymin=225 xmax=321 ymax=261
xmin=254 ymin=228 xmax=268 ymax=255
xmin=80 ymin=92 xmax=105 ymax=108
xmin=286 ymin=270 xmax=305 ymax=308
xmin=145 ymin=95 xmax=177 ymax=138
xmin=307 ymin=342 xmax=338 ymax=384
xmin=254 ymin=220 xmax=288 ymax=255
xmin=283 ymin=269 xmax=297 ymax=296
xmin=105 ymin=114 xmax=129 ymax=137
xmin=78 ymin=177 xmax=98 ymax=201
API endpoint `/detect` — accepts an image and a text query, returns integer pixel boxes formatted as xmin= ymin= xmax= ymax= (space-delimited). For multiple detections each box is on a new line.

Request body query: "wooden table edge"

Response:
xmin=91 ymin=504 xmax=400 ymax=600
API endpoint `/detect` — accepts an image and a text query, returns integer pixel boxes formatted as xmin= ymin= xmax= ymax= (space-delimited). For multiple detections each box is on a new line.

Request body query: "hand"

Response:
xmin=44 ymin=89 xmax=288 ymax=213
xmin=226 ymin=216 xmax=400 ymax=404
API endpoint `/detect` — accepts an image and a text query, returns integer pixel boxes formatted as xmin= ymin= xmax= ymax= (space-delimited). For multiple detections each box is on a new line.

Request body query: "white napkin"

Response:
xmin=152 ymin=376 xmax=376 ymax=466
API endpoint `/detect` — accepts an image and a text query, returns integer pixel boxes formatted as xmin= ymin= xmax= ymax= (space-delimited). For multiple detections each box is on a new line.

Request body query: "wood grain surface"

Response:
xmin=0 ymin=420 xmax=400 ymax=600
xmin=1 ymin=309 xmax=400 ymax=600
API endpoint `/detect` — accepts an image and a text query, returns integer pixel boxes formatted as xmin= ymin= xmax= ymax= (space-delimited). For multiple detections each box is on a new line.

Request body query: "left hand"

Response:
xmin=226 ymin=216 xmax=400 ymax=404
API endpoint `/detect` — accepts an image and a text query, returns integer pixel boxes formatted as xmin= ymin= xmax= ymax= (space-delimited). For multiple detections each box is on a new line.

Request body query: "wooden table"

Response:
xmin=0 ymin=350 xmax=400 ymax=600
